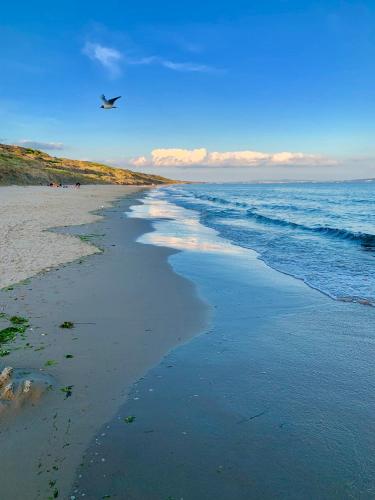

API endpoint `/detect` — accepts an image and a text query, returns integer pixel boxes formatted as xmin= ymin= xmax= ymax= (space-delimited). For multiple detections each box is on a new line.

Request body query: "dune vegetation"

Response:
xmin=0 ymin=143 xmax=175 ymax=186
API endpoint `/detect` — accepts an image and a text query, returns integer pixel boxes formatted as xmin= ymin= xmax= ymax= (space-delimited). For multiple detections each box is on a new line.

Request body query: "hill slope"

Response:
xmin=0 ymin=144 xmax=175 ymax=185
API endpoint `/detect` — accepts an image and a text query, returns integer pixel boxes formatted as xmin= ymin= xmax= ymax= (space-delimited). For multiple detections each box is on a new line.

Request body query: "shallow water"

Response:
xmin=155 ymin=182 xmax=375 ymax=305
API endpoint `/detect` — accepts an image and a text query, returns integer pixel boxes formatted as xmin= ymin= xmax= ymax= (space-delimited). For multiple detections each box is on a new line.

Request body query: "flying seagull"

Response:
xmin=100 ymin=94 xmax=121 ymax=109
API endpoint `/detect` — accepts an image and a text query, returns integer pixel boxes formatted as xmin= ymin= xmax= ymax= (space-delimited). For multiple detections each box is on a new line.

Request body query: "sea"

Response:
xmin=145 ymin=181 xmax=375 ymax=306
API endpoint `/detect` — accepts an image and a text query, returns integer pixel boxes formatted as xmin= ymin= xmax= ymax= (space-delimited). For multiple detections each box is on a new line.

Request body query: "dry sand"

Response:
xmin=0 ymin=185 xmax=143 ymax=289
xmin=0 ymin=186 xmax=207 ymax=499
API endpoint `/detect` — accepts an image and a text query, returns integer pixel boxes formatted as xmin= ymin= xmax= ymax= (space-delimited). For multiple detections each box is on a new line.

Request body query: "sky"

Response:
xmin=1 ymin=0 xmax=375 ymax=181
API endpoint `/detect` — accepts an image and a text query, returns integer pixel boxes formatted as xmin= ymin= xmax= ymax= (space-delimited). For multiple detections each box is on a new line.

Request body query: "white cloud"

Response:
xmin=207 ymin=151 xmax=270 ymax=165
xmin=82 ymin=42 xmax=123 ymax=77
xmin=17 ymin=140 xmax=65 ymax=151
xmin=130 ymin=148 xmax=337 ymax=167
xmin=82 ymin=41 xmax=216 ymax=75
xmin=130 ymin=156 xmax=148 ymax=167
xmin=151 ymin=148 xmax=208 ymax=166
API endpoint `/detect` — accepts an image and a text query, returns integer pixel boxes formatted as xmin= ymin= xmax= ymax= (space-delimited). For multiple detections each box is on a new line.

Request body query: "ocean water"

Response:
xmin=152 ymin=181 xmax=375 ymax=305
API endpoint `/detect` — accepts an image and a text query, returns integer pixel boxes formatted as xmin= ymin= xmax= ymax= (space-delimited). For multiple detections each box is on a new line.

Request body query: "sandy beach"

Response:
xmin=0 ymin=186 xmax=207 ymax=499
xmin=0 ymin=186 xmax=146 ymax=289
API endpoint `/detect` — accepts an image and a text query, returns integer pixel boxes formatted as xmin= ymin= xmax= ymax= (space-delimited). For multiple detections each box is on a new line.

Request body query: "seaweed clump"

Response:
xmin=0 ymin=325 xmax=27 ymax=344
xmin=0 ymin=314 xmax=29 ymax=355
xmin=9 ymin=316 xmax=29 ymax=326
xmin=59 ymin=321 xmax=74 ymax=329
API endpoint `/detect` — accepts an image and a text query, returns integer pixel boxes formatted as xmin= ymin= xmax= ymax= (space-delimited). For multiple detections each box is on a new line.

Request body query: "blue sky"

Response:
xmin=1 ymin=0 xmax=375 ymax=181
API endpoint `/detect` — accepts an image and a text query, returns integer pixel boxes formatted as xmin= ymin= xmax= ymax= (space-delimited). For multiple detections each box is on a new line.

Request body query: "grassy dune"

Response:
xmin=0 ymin=143 xmax=175 ymax=185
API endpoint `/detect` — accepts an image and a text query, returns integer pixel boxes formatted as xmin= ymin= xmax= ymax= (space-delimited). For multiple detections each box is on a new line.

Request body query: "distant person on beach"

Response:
xmin=75 ymin=182 xmax=81 ymax=189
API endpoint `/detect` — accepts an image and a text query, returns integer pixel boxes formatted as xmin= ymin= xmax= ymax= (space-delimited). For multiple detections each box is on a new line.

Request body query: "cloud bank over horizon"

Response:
xmin=128 ymin=148 xmax=337 ymax=168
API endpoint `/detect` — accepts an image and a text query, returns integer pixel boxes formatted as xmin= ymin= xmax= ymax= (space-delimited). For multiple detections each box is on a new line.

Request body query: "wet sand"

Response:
xmin=0 ymin=191 xmax=207 ymax=499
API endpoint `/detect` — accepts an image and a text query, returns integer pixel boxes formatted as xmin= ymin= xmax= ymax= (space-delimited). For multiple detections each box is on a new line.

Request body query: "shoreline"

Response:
xmin=3 ymin=185 xmax=375 ymax=498
xmin=72 ymin=190 xmax=375 ymax=499
xmin=0 ymin=187 xmax=208 ymax=499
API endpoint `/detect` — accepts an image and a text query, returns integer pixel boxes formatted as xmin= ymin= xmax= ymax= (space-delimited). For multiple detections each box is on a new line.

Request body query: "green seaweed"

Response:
xmin=123 ymin=415 xmax=136 ymax=424
xmin=0 ymin=325 xmax=26 ymax=344
xmin=79 ymin=233 xmax=105 ymax=242
xmin=18 ymin=278 xmax=31 ymax=286
xmin=0 ymin=349 xmax=10 ymax=357
xmin=59 ymin=321 xmax=74 ymax=329
xmin=45 ymin=360 xmax=58 ymax=367
xmin=10 ymin=315 xmax=29 ymax=325
xmin=60 ymin=386 xmax=74 ymax=398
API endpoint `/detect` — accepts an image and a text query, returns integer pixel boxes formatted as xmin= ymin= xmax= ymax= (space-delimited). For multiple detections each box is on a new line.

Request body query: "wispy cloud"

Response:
xmin=129 ymin=148 xmax=337 ymax=167
xmin=82 ymin=41 xmax=217 ymax=76
xmin=17 ymin=140 xmax=65 ymax=151
xmin=82 ymin=42 xmax=123 ymax=77
xmin=127 ymin=56 xmax=215 ymax=73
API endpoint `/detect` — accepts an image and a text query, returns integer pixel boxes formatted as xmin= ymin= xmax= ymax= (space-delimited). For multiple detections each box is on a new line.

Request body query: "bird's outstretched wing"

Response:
xmin=107 ymin=96 xmax=121 ymax=105
xmin=100 ymin=94 xmax=107 ymax=102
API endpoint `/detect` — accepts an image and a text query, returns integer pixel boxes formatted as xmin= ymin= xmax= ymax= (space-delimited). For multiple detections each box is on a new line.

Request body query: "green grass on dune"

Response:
xmin=0 ymin=143 xmax=178 ymax=186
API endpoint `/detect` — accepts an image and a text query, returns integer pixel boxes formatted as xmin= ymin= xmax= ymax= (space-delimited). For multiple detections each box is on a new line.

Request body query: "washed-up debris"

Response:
xmin=0 ymin=314 xmax=30 ymax=353
xmin=23 ymin=380 xmax=32 ymax=393
xmin=1 ymin=382 xmax=15 ymax=400
xmin=79 ymin=233 xmax=105 ymax=242
xmin=0 ymin=325 xmax=26 ymax=344
xmin=45 ymin=360 xmax=58 ymax=367
xmin=48 ymin=478 xmax=59 ymax=497
xmin=9 ymin=316 xmax=29 ymax=326
xmin=60 ymin=386 xmax=74 ymax=398
xmin=59 ymin=321 xmax=74 ymax=329
xmin=123 ymin=415 xmax=136 ymax=424
xmin=0 ymin=367 xmax=53 ymax=414
xmin=0 ymin=367 xmax=13 ymax=386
